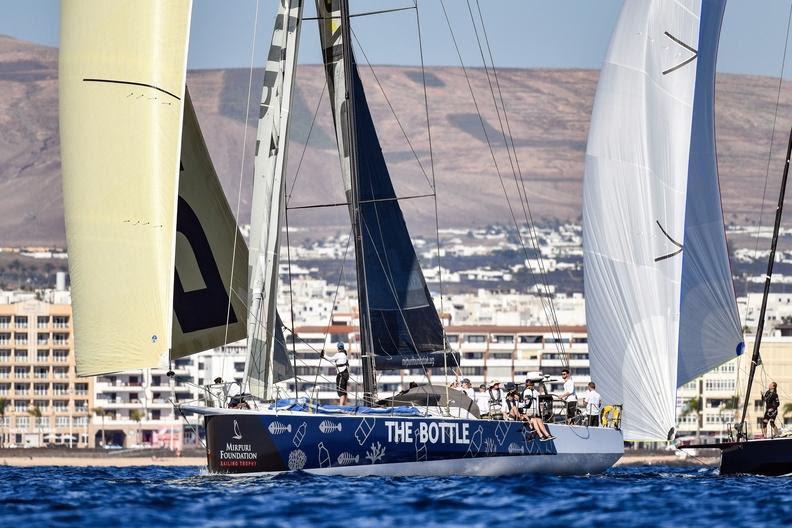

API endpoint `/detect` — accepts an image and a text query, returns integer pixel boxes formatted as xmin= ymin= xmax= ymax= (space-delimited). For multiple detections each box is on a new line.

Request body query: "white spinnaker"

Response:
xmin=172 ymin=89 xmax=248 ymax=358
xmin=246 ymin=0 xmax=303 ymax=398
xmin=584 ymin=0 xmax=741 ymax=441
xmin=60 ymin=0 xmax=192 ymax=376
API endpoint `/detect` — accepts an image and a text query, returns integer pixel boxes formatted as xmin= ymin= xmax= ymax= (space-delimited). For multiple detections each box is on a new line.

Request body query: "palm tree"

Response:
xmin=0 ymin=397 xmax=9 ymax=448
xmin=27 ymin=405 xmax=43 ymax=447
xmin=93 ymin=407 xmax=107 ymax=447
xmin=680 ymin=397 xmax=702 ymax=441
xmin=129 ymin=409 xmax=144 ymax=447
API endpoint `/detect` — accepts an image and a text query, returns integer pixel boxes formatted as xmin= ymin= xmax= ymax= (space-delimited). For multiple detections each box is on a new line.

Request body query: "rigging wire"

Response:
xmin=439 ymin=0 xmax=569 ymax=366
xmin=736 ymin=2 xmax=792 ymax=408
xmin=469 ymin=0 xmax=569 ymax=364
xmin=222 ymin=0 xmax=262 ymax=380
xmin=287 ymin=83 xmax=327 ymax=202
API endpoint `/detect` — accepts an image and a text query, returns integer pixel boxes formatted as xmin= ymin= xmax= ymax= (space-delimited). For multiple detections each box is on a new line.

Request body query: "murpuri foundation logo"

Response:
xmin=219 ymin=420 xmax=258 ymax=467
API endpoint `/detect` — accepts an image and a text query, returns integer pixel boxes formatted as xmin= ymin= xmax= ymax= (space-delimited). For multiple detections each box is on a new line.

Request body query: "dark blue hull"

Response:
xmin=205 ymin=412 xmax=556 ymax=473
xmin=719 ymin=437 xmax=792 ymax=476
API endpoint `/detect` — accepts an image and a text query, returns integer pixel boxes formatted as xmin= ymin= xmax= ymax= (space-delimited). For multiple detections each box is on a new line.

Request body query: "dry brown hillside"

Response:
xmin=1 ymin=35 xmax=791 ymax=246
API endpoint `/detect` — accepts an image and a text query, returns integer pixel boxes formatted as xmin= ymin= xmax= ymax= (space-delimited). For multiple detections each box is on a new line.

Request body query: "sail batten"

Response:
xmin=583 ymin=0 xmax=742 ymax=441
xmin=60 ymin=0 xmax=192 ymax=376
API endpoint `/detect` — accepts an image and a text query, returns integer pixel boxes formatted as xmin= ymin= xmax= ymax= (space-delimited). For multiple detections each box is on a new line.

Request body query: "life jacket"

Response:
xmin=600 ymin=405 xmax=622 ymax=428
xmin=488 ymin=388 xmax=503 ymax=409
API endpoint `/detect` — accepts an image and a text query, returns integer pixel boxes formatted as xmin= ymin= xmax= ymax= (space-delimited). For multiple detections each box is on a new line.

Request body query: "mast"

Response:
xmin=737 ymin=127 xmax=792 ymax=441
xmin=339 ymin=0 xmax=377 ymax=405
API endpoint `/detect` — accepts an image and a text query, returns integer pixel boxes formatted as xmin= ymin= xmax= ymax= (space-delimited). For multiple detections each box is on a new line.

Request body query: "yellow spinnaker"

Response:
xmin=59 ymin=1 xmax=192 ymax=376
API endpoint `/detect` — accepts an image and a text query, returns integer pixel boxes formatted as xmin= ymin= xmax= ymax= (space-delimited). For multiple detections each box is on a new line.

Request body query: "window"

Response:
xmin=14 ymin=401 xmax=27 ymax=412
xmin=56 ymin=416 xmax=69 ymax=427
xmin=0 ymin=350 xmax=10 ymax=362
xmin=0 ymin=317 xmax=10 ymax=329
xmin=34 ymin=367 xmax=49 ymax=379
xmin=489 ymin=352 xmax=513 ymax=360
xmin=704 ymin=379 xmax=735 ymax=392
xmin=466 ymin=335 xmax=486 ymax=343
xmin=446 ymin=334 xmax=459 ymax=343
xmin=0 ymin=334 xmax=9 ymax=345
xmin=519 ymin=335 xmax=543 ymax=344
xmin=462 ymin=352 xmax=483 ymax=360
xmin=36 ymin=350 xmax=49 ymax=362
xmin=0 ymin=383 xmax=9 ymax=395
xmin=74 ymin=383 xmax=88 ymax=396
xmin=16 ymin=416 xmax=29 ymax=428
xmin=0 ymin=367 xmax=10 ymax=379
xmin=14 ymin=383 xmax=29 ymax=395
xmin=493 ymin=335 xmax=513 ymax=344
xmin=53 ymin=316 xmax=69 ymax=329
xmin=53 ymin=333 xmax=69 ymax=346
xmin=37 ymin=333 xmax=49 ymax=345
xmin=53 ymin=400 xmax=68 ymax=412
xmin=14 ymin=367 xmax=30 ymax=379
xmin=37 ymin=416 xmax=49 ymax=427
xmin=15 ymin=316 xmax=28 ymax=328
xmin=53 ymin=367 xmax=69 ymax=379
xmin=234 ymin=362 xmax=246 ymax=373
xmin=14 ymin=333 xmax=28 ymax=345
xmin=15 ymin=349 xmax=28 ymax=360
xmin=34 ymin=383 xmax=48 ymax=396
xmin=53 ymin=383 xmax=69 ymax=395
xmin=37 ymin=316 xmax=49 ymax=328
xmin=74 ymin=400 xmax=88 ymax=412
xmin=53 ymin=350 xmax=69 ymax=363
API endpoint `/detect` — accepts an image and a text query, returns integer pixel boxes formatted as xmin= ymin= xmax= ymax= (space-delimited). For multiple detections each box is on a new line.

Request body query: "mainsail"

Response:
xmin=245 ymin=0 xmax=304 ymax=397
xmin=583 ymin=0 xmax=743 ymax=441
xmin=316 ymin=1 xmax=449 ymax=371
xmin=60 ymin=0 xmax=192 ymax=376
xmin=172 ymin=89 xmax=248 ymax=358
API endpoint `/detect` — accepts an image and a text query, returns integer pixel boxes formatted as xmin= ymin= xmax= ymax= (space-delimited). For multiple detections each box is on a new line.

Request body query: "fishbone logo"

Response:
xmin=232 ymin=419 xmax=243 ymax=440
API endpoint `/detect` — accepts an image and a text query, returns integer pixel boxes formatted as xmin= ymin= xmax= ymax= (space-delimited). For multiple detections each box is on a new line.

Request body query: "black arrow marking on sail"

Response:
xmin=655 ymin=220 xmax=684 ymax=262
xmin=662 ymin=31 xmax=698 ymax=75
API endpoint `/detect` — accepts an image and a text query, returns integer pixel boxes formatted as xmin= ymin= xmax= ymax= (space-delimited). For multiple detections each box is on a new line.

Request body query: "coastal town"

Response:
xmin=1 ymin=222 xmax=790 ymax=452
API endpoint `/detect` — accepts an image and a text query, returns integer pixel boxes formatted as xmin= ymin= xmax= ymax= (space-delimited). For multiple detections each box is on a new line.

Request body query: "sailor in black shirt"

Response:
xmin=762 ymin=382 xmax=780 ymax=439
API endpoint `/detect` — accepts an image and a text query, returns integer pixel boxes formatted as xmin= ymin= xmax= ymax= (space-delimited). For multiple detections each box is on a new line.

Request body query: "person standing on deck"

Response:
xmin=475 ymin=384 xmax=490 ymax=417
xmin=321 ymin=342 xmax=350 ymax=406
xmin=461 ymin=379 xmax=475 ymax=400
xmin=762 ymin=382 xmax=780 ymax=439
xmin=582 ymin=382 xmax=601 ymax=426
xmin=559 ymin=368 xmax=578 ymax=424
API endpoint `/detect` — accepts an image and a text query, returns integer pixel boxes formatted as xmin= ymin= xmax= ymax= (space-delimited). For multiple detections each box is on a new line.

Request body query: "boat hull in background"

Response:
xmin=198 ymin=410 xmax=623 ymax=476
xmin=719 ymin=437 xmax=792 ymax=476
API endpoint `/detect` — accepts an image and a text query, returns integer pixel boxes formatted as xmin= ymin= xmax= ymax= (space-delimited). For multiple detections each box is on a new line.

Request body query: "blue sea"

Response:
xmin=1 ymin=465 xmax=789 ymax=527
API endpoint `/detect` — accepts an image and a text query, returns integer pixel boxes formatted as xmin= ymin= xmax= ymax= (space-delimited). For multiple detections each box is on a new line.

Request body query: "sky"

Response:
xmin=1 ymin=0 xmax=791 ymax=78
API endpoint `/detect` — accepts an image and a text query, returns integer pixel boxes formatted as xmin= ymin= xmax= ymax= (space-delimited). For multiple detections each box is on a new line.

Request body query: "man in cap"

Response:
xmin=461 ymin=378 xmax=475 ymax=400
xmin=321 ymin=342 xmax=350 ymax=405
xmin=488 ymin=380 xmax=507 ymax=419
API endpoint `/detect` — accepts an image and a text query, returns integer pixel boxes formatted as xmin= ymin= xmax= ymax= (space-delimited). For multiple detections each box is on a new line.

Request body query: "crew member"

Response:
xmin=559 ymin=368 xmax=578 ymax=424
xmin=476 ymin=384 xmax=491 ymax=417
xmin=461 ymin=378 xmax=475 ymax=400
xmin=488 ymin=380 xmax=506 ymax=419
xmin=321 ymin=342 xmax=350 ymax=406
xmin=523 ymin=379 xmax=554 ymax=441
xmin=762 ymin=382 xmax=780 ymax=439
xmin=582 ymin=381 xmax=601 ymax=426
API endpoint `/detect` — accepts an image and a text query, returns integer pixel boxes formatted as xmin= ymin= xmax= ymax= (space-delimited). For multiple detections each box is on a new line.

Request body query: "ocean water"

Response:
xmin=0 ymin=465 xmax=789 ymax=527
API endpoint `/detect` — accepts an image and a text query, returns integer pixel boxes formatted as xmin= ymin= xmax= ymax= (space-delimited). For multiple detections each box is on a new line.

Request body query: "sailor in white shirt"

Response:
xmin=321 ymin=342 xmax=350 ymax=405
xmin=460 ymin=378 xmax=476 ymax=400
xmin=582 ymin=382 xmax=602 ymax=426
xmin=559 ymin=368 xmax=578 ymax=424
xmin=475 ymin=384 xmax=490 ymax=416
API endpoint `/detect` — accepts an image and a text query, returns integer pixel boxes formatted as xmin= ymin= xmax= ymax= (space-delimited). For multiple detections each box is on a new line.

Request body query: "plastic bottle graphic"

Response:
xmin=293 ymin=422 xmax=307 ymax=447
xmin=414 ymin=435 xmax=428 ymax=462
xmin=354 ymin=418 xmax=374 ymax=446
xmin=318 ymin=442 xmax=331 ymax=468
xmin=465 ymin=426 xmax=483 ymax=457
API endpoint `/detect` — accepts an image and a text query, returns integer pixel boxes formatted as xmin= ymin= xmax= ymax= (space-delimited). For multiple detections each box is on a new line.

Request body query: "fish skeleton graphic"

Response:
xmin=319 ymin=420 xmax=342 ymax=434
xmin=268 ymin=421 xmax=292 ymax=435
xmin=336 ymin=452 xmax=359 ymax=466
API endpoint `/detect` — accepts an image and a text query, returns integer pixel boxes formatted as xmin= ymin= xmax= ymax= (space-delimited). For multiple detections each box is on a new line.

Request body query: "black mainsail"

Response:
xmin=317 ymin=0 xmax=455 ymax=402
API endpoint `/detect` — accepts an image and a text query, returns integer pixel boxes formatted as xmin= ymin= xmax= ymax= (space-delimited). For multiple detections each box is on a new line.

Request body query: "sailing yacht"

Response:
xmin=59 ymin=0 xmax=623 ymax=476
xmin=583 ymin=0 xmax=744 ymax=443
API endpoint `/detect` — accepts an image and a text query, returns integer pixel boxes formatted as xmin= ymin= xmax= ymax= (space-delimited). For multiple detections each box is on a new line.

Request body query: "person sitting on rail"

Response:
xmin=320 ymin=341 xmax=350 ymax=406
xmin=504 ymin=382 xmax=523 ymax=421
xmin=581 ymin=381 xmax=601 ymax=426
xmin=523 ymin=379 xmax=554 ymax=441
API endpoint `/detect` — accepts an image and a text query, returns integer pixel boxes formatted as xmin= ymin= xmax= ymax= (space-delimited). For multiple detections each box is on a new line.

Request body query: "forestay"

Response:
xmin=60 ymin=0 xmax=192 ymax=376
xmin=246 ymin=0 xmax=303 ymax=397
xmin=316 ymin=1 xmax=449 ymax=370
xmin=583 ymin=0 xmax=743 ymax=441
